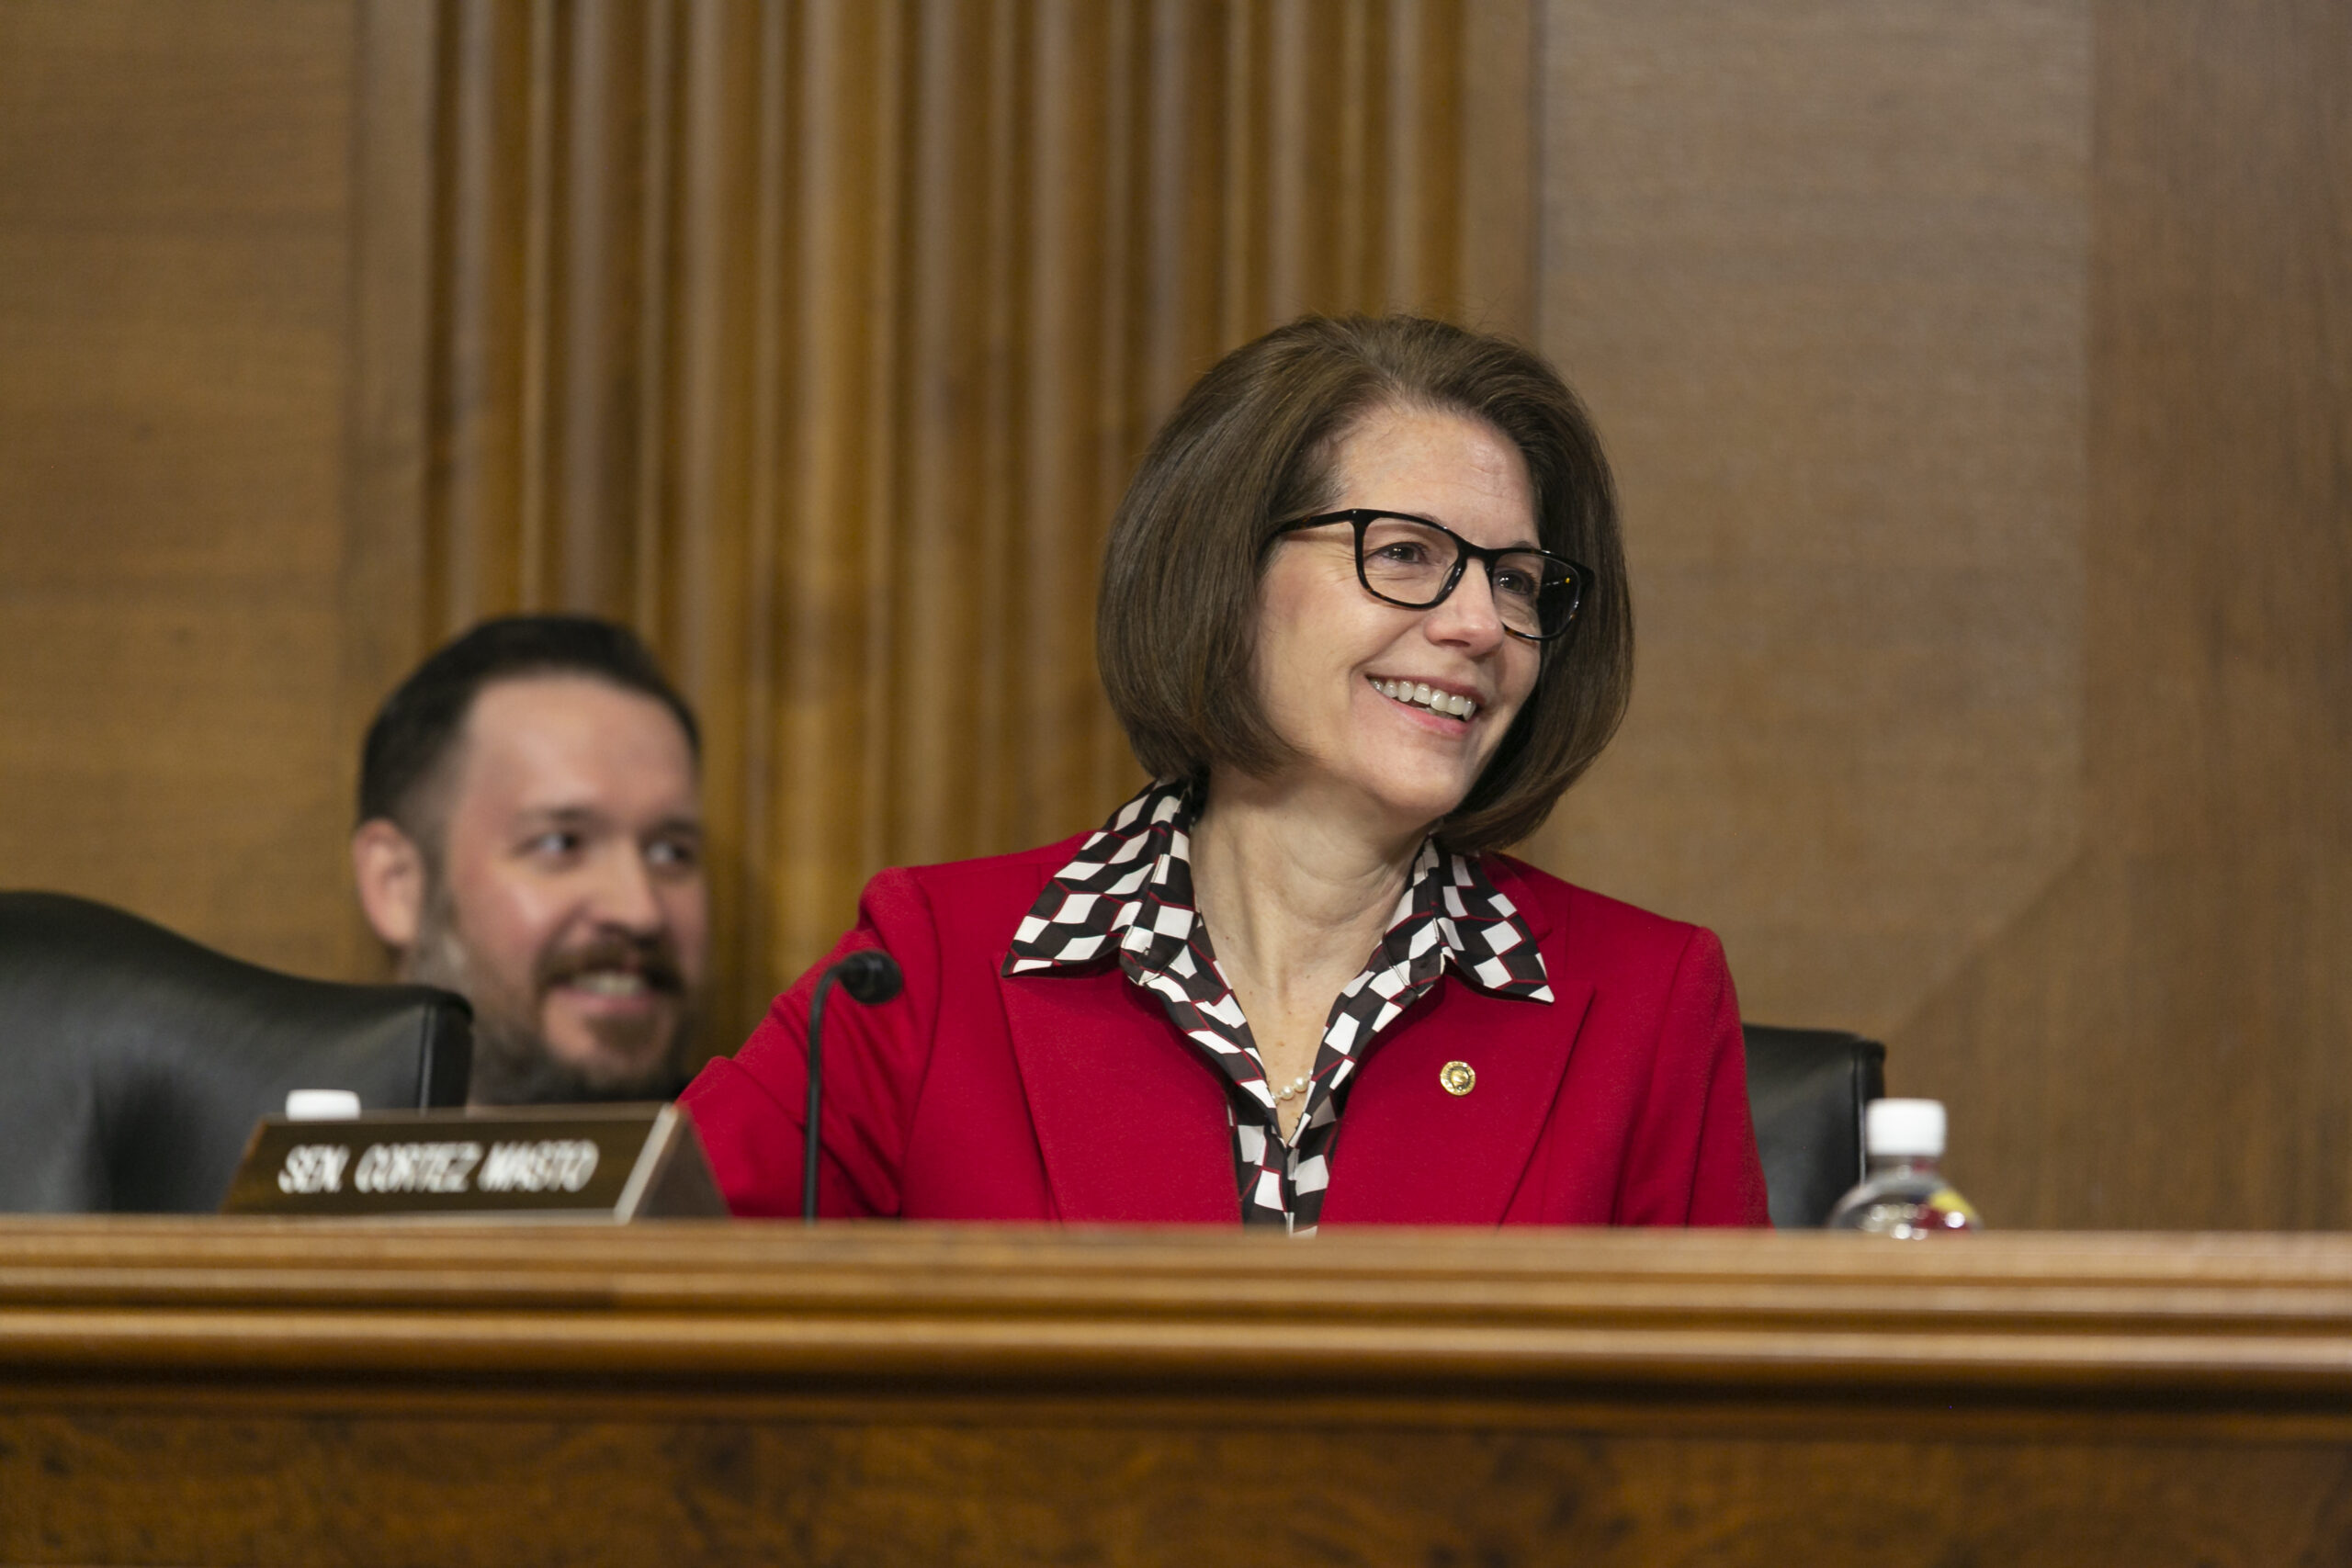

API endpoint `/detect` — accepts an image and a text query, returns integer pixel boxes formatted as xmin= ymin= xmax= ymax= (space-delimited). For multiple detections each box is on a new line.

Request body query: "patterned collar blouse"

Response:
xmin=1003 ymin=778 xmax=1554 ymax=1235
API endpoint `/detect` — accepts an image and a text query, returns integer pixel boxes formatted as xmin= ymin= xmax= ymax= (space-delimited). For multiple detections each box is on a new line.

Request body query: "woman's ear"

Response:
xmin=350 ymin=818 xmax=425 ymax=951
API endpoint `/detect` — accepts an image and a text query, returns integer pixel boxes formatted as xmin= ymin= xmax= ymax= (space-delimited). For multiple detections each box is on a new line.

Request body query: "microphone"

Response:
xmin=803 ymin=948 xmax=904 ymax=1224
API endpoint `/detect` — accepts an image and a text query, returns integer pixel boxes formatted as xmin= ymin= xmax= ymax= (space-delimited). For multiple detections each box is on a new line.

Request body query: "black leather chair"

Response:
xmin=0 ymin=891 xmax=471 ymax=1213
xmin=1743 ymin=1024 xmax=1886 ymax=1228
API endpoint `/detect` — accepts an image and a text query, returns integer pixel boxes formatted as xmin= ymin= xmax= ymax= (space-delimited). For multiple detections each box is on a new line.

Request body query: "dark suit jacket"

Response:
xmin=681 ymin=837 xmax=1770 ymax=1226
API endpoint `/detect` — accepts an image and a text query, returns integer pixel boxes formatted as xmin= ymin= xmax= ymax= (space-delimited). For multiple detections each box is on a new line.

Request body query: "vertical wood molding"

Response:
xmin=343 ymin=0 xmax=445 ymax=977
xmin=397 ymin=0 xmax=1533 ymax=1045
xmin=430 ymin=0 xmax=533 ymax=631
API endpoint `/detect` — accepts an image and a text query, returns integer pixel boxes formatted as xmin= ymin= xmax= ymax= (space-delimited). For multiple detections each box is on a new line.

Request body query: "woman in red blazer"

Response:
xmin=683 ymin=315 xmax=1770 ymax=1231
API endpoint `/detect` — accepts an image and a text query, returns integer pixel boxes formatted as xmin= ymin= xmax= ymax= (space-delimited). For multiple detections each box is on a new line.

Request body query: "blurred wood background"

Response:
xmin=1 ymin=0 xmax=2344 ymax=1230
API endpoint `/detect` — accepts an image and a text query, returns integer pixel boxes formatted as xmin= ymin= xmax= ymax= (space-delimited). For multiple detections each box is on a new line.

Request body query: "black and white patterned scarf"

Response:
xmin=1002 ymin=779 xmax=1552 ymax=1234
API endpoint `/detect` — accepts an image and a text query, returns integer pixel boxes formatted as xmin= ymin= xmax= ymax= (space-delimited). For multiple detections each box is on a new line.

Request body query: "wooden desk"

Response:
xmin=6 ymin=1221 xmax=2352 ymax=1564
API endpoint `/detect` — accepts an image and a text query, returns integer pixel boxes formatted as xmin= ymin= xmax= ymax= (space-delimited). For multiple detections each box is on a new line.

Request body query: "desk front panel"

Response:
xmin=6 ymin=1222 xmax=2351 ymax=1564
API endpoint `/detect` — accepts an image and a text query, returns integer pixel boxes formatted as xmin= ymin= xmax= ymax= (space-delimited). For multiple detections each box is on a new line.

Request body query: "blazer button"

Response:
xmin=1439 ymin=1060 xmax=1476 ymax=1097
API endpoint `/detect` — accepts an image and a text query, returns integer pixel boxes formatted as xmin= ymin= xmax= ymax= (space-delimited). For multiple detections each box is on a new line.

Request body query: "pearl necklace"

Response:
xmin=1271 ymin=1070 xmax=1312 ymax=1104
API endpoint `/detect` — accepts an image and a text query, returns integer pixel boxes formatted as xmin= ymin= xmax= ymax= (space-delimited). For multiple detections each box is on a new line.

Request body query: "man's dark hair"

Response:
xmin=1096 ymin=313 xmax=1631 ymax=854
xmin=357 ymin=615 xmax=701 ymax=841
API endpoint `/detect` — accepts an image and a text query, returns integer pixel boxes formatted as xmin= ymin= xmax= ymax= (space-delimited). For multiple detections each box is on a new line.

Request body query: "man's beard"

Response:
xmin=404 ymin=881 xmax=695 ymax=1106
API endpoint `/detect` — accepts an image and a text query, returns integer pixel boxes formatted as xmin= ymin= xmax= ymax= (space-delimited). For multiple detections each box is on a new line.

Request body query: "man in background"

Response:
xmin=351 ymin=615 xmax=709 ymax=1104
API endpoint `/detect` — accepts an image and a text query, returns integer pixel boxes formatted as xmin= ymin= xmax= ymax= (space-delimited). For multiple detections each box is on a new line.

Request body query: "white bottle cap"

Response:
xmin=285 ymin=1089 xmax=363 ymax=1122
xmin=1864 ymin=1098 xmax=1946 ymax=1158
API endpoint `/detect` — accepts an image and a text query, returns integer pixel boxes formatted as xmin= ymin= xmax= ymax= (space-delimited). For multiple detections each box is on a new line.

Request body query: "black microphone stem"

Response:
xmin=803 ymin=969 xmax=840 ymax=1225
xmin=802 ymin=949 xmax=904 ymax=1225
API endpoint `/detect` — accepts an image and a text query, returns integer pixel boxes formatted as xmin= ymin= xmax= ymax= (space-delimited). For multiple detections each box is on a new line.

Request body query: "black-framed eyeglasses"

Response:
xmin=1271 ymin=509 xmax=1589 ymax=643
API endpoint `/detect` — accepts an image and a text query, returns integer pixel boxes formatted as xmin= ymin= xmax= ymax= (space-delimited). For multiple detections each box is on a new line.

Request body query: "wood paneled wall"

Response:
xmin=0 ymin=0 xmax=367 ymax=978
xmin=355 ymin=0 xmax=1535 ymax=1038
xmin=1532 ymin=0 xmax=2091 ymax=1065
xmin=3 ymin=0 xmax=2345 ymax=1229
xmin=1912 ymin=0 xmax=2352 ymax=1229
xmin=1534 ymin=0 xmax=2351 ymax=1229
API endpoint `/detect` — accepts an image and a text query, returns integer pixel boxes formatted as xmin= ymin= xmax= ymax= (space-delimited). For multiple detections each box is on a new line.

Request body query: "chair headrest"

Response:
xmin=0 ymin=891 xmax=471 ymax=1212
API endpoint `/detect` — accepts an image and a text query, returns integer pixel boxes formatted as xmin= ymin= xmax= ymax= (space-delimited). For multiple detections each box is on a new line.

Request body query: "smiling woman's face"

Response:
xmin=1248 ymin=402 xmax=1543 ymax=835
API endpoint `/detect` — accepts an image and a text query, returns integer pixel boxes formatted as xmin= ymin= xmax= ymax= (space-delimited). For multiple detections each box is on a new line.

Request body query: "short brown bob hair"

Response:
xmin=1096 ymin=313 xmax=1631 ymax=854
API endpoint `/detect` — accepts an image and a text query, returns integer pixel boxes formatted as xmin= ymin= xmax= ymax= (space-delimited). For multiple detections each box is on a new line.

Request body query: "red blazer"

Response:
xmin=682 ymin=838 xmax=1770 ymax=1227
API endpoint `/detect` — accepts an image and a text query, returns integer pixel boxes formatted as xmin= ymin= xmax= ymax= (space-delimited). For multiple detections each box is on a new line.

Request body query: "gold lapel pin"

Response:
xmin=1439 ymin=1060 xmax=1476 ymax=1097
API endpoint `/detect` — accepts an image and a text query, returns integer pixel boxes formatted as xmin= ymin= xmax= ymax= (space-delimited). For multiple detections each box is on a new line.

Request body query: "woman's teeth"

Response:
xmin=1374 ymin=679 xmax=1478 ymax=720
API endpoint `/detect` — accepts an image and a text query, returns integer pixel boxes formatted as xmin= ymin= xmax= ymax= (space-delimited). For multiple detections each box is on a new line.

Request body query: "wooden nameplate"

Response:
xmin=220 ymin=1102 xmax=726 ymax=1221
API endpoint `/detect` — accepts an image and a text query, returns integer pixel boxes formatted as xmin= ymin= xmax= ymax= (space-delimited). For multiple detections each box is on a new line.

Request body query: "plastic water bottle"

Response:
xmin=1826 ymin=1099 xmax=1980 ymax=1236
